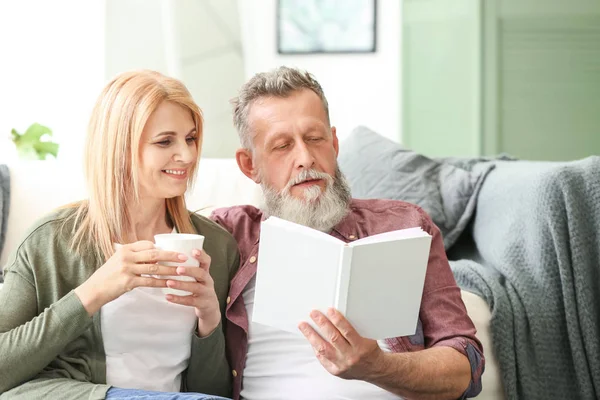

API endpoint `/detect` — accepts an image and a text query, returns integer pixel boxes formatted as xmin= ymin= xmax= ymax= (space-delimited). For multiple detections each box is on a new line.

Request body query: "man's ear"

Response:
xmin=331 ymin=126 xmax=339 ymax=157
xmin=236 ymin=148 xmax=261 ymax=184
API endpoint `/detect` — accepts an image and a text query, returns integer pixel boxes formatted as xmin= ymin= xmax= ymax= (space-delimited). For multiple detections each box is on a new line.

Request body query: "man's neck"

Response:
xmin=261 ymin=204 xmax=350 ymax=233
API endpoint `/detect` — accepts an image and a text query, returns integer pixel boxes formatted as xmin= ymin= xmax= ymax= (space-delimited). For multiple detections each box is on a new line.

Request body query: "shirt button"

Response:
xmin=249 ymin=256 xmax=257 ymax=263
xmin=232 ymin=369 xmax=238 ymax=377
xmin=349 ymin=235 xmax=356 ymax=240
xmin=226 ymin=296 xmax=231 ymax=304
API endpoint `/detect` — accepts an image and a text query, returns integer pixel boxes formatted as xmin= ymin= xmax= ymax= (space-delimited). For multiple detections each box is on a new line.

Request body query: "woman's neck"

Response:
xmin=127 ymin=198 xmax=172 ymax=242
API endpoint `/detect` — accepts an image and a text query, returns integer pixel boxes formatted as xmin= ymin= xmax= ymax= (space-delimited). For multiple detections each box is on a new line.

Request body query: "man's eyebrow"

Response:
xmin=265 ymin=131 xmax=290 ymax=144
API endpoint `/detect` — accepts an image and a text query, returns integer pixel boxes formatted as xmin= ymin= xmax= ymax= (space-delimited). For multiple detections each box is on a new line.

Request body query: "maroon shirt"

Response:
xmin=211 ymin=199 xmax=484 ymax=399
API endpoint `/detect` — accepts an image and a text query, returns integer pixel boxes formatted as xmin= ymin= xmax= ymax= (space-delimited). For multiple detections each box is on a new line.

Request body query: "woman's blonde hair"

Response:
xmin=68 ymin=70 xmax=203 ymax=261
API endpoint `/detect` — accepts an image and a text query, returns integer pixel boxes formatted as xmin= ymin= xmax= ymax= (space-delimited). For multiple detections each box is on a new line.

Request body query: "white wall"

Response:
xmin=173 ymin=0 xmax=244 ymax=158
xmin=104 ymin=0 xmax=244 ymax=158
xmin=104 ymin=0 xmax=169 ymax=79
xmin=238 ymin=0 xmax=402 ymax=142
xmin=0 ymin=0 xmax=243 ymax=163
xmin=0 ymin=0 xmax=105 ymax=164
xmin=0 ymin=0 xmax=401 ymax=166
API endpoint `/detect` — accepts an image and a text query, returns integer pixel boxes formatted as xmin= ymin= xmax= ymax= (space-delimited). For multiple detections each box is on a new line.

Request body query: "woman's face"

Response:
xmin=137 ymin=101 xmax=198 ymax=202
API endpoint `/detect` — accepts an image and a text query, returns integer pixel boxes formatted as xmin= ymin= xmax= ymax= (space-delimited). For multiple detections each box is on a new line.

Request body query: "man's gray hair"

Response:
xmin=231 ymin=66 xmax=330 ymax=150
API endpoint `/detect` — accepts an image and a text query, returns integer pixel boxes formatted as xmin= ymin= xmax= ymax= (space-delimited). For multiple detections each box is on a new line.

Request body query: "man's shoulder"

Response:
xmin=209 ymin=205 xmax=263 ymax=247
xmin=350 ymin=198 xmax=425 ymax=215
xmin=210 ymin=205 xmax=263 ymax=229
xmin=348 ymin=198 xmax=433 ymax=233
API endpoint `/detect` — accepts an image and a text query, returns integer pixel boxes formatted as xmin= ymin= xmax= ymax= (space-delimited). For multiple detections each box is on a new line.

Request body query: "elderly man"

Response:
xmin=211 ymin=66 xmax=484 ymax=400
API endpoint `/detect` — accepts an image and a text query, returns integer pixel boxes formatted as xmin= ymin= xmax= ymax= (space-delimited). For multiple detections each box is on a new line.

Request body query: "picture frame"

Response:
xmin=277 ymin=0 xmax=377 ymax=54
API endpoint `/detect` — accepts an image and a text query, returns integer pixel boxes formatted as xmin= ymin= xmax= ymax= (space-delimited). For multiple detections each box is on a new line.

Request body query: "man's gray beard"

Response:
xmin=260 ymin=166 xmax=352 ymax=232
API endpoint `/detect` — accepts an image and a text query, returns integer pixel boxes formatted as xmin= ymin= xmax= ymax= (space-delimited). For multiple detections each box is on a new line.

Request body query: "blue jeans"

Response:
xmin=106 ymin=387 xmax=231 ymax=400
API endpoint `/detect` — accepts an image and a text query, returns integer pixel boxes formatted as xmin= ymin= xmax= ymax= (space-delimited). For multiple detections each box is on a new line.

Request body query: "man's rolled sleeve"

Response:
xmin=433 ymin=336 xmax=484 ymax=398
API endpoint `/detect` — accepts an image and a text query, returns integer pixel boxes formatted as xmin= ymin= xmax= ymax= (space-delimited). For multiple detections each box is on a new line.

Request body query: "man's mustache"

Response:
xmin=283 ymin=169 xmax=332 ymax=194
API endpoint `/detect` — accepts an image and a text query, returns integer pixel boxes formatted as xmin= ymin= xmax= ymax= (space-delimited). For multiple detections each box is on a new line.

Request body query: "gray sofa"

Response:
xmin=0 ymin=164 xmax=9 ymax=276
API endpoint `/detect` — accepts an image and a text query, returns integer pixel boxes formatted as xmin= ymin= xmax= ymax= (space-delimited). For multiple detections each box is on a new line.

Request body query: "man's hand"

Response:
xmin=300 ymin=308 xmax=474 ymax=400
xmin=298 ymin=308 xmax=384 ymax=381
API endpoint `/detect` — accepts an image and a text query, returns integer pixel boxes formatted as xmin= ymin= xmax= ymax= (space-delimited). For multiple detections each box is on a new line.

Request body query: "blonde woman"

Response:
xmin=0 ymin=71 xmax=238 ymax=400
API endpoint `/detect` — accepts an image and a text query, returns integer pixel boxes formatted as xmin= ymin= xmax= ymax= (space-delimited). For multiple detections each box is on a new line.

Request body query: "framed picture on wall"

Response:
xmin=277 ymin=0 xmax=377 ymax=54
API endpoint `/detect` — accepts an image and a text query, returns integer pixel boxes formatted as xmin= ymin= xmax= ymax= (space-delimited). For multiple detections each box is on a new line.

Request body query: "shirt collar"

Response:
xmin=254 ymin=212 xmax=269 ymax=245
xmin=331 ymin=202 xmax=359 ymax=240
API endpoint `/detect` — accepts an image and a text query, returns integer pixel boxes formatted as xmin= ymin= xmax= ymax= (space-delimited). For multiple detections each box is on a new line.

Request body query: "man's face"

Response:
xmin=238 ymin=89 xmax=352 ymax=232
xmin=247 ymin=89 xmax=339 ymax=201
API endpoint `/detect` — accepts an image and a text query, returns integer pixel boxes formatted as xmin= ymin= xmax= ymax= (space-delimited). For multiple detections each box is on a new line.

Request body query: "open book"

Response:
xmin=252 ymin=216 xmax=433 ymax=340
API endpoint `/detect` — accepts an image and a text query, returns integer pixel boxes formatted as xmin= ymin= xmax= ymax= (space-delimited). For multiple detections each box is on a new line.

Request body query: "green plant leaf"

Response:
xmin=17 ymin=145 xmax=39 ymax=160
xmin=10 ymin=123 xmax=59 ymax=160
xmin=33 ymin=141 xmax=59 ymax=159
xmin=11 ymin=128 xmax=21 ymax=142
xmin=20 ymin=123 xmax=53 ymax=146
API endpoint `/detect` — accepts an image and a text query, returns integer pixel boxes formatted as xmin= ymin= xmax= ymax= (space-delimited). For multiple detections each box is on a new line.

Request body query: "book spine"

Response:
xmin=334 ymin=245 xmax=353 ymax=314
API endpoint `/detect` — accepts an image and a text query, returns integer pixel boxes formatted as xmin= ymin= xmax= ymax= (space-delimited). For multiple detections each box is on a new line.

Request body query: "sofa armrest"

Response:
xmin=461 ymin=290 xmax=505 ymax=400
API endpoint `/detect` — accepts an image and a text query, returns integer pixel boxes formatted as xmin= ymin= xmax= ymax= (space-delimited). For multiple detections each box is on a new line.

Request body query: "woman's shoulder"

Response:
xmin=3 ymin=206 xmax=80 ymax=276
xmin=189 ymin=211 xmax=237 ymax=248
xmin=19 ymin=207 xmax=78 ymax=245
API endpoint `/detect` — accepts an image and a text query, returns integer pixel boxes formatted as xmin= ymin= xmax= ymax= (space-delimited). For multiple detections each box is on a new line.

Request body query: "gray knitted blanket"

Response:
xmin=451 ymin=158 xmax=600 ymax=400
xmin=0 ymin=164 xmax=9 ymax=282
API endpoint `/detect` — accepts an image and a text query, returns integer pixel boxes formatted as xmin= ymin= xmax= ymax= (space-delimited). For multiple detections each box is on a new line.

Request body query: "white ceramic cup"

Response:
xmin=154 ymin=233 xmax=205 ymax=296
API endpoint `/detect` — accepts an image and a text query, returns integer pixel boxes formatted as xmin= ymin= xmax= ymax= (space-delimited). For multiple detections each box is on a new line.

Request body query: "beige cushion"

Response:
xmin=461 ymin=290 xmax=505 ymax=399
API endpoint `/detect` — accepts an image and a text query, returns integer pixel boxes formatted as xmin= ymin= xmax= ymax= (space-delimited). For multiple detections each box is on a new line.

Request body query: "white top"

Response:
xmin=102 ymin=232 xmax=197 ymax=392
xmin=240 ymin=277 xmax=404 ymax=400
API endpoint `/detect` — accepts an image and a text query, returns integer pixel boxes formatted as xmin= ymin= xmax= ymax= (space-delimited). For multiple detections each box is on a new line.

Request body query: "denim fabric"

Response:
xmin=106 ymin=387 xmax=231 ymax=400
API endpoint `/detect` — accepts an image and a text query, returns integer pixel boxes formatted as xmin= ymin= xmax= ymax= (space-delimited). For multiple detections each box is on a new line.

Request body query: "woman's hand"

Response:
xmin=162 ymin=249 xmax=221 ymax=337
xmin=74 ymin=240 xmax=187 ymax=316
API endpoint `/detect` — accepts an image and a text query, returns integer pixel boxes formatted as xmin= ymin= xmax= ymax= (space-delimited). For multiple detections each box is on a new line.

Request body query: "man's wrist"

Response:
xmin=362 ymin=350 xmax=401 ymax=385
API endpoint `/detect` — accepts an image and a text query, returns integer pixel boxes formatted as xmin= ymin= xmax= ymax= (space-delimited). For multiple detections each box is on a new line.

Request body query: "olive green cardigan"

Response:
xmin=0 ymin=209 xmax=239 ymax=399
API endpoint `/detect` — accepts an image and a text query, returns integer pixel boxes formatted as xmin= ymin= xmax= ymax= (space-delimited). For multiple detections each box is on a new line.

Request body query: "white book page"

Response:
xmin=350 ymin=227 xmax=429 ymax=246
xmin=251 ymin=218 xmax=343 ymax=335
xmin=265 ymin=216 xmax=342 ymax=245
xmin=344 ymin=234 xmax=432 ymax=339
